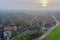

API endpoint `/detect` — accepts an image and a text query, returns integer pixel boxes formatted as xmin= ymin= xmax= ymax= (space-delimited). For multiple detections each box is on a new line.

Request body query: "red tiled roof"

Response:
xmin=5 ymin=26 xmax=17 ymax=30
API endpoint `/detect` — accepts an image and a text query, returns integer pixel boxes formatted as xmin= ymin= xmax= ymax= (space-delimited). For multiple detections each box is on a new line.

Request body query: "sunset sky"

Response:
xmin=0 ymin=0 xmax=60 ymax=11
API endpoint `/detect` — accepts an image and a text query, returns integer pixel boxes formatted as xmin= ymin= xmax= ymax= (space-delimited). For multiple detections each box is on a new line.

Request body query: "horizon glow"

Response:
xmin=41 ymin=0 xmax=48 ymax=7
xmin=0 ymin=0 xmax=60 ymax=10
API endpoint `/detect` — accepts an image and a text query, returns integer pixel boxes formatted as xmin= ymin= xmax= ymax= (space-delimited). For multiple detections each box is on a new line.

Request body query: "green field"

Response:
xmin=43 ymin=25 xmax=60 ymax=40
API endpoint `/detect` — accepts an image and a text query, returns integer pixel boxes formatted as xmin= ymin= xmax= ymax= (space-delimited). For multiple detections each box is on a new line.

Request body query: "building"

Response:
xmin=28 ymin=30 xmax=39 ymax=35
xmin=4 ymin=25 xmax=17 ymax=31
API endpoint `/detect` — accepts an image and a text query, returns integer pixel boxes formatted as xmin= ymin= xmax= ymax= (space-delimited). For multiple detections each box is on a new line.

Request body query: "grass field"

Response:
xmin=43 ymin=25 xmax=60 ymax=40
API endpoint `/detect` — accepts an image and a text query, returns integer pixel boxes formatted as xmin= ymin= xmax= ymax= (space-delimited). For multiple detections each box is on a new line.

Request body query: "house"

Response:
xmin=4 ymin=25 xmax=17 ymax=31
xmin=27 ymin=27 xmax=40 ymax=35
xmin=4 ymin=25 xmax=17 ymax=38
xmin=44 ymin=19 xmax=56 ymax=28
xmin=28 ymin=30 xmax=39 ymax=35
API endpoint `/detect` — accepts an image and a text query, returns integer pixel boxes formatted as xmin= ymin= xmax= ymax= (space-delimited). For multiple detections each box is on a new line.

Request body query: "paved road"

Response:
xmin=33 ymin=15 xmax=60 ymax=40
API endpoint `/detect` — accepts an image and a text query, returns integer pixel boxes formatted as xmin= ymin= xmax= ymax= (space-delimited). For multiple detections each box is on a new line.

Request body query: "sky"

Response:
xmin=0 ymin=0 xmax=60 ymax=11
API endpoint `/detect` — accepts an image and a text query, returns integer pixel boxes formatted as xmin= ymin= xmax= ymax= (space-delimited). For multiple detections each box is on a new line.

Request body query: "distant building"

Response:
xmin=31 ymin=17 xmax=41 ymax=27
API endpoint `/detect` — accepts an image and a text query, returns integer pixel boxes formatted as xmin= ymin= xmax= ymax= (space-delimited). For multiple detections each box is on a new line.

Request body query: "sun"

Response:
xmin=42 ymin=1 xmax=48 ymax=7
xmin=41 ymin=0 xmax=48 ymax=7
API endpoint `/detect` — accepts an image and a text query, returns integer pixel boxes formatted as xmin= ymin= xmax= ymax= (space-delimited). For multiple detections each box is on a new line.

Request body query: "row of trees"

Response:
xmin=11 ymin=31 xmax=32 ymax=40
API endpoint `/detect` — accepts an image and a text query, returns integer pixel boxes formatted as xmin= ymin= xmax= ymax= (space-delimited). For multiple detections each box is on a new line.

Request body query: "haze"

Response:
xmin=0 ymin=0 xmax=60 ymax=11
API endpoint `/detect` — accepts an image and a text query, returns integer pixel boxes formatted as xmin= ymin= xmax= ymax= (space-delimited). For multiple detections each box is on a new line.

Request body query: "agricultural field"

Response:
xmin=43 ymin=25 xmax=60 ymax=40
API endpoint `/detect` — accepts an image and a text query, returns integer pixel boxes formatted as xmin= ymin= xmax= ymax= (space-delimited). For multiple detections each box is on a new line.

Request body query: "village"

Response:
xmin=0 ymin=13 xmax=56 ymax=40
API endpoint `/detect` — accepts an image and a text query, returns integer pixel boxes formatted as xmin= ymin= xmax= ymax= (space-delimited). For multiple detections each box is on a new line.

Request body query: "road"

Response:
xmin=33 ymin=15 xmax=60 ymax=40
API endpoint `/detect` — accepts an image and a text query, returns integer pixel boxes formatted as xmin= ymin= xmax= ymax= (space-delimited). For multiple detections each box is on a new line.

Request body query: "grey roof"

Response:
xmin=28 ymin=30 xmax=39 ymax=35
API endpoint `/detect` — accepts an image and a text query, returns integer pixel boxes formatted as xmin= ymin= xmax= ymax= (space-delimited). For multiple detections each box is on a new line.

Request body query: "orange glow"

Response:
xmin=41 ymin=0 xmax=48 ymax=7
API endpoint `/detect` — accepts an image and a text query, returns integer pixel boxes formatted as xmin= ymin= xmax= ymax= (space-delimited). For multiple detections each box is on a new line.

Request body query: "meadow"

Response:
xmin=43 ymin=25 xmax=60 ymax=40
